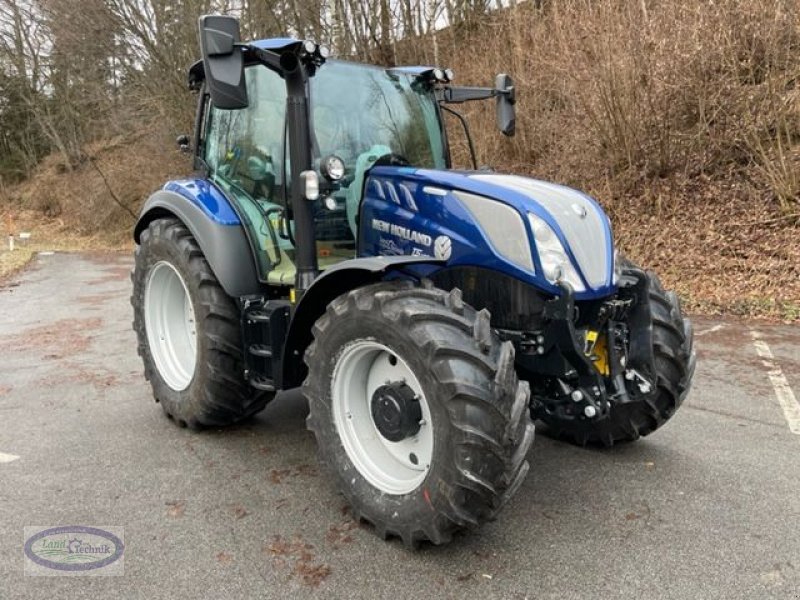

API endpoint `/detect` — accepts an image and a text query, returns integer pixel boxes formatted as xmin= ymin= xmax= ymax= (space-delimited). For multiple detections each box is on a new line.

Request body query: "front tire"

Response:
xmin=131 ymin=218 xmax=270 ymax=428
xmin=303 ymin=280 xmax=535 ymax=547
xmin=542 ymin=265 xmax=696 ymax=446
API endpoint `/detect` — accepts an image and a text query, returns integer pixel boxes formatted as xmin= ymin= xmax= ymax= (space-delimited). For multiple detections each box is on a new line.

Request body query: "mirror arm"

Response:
xmin=242 ymin=44 xmax=284 ymax=73
xmin=442 ymin=86 xmax=497 ymax=104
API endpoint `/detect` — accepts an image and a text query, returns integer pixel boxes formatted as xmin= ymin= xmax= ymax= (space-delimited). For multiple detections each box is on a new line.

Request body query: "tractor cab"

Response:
xmin=199 ymin=55 xmax=449 ymax=288
xmin=186 ymin=19 xmax=515 ymax=297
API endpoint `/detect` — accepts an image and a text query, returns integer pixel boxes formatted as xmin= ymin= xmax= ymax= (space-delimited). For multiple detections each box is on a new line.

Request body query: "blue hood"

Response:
xmin=358 ymin=166 xmax=616 ymax=299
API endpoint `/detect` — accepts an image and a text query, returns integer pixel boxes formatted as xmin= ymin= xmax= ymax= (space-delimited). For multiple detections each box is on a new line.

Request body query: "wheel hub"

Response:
xmin=370 ymin=383 xmax=421 ymax=442
xmin=331 ymin=340 xmax=433 ymax=495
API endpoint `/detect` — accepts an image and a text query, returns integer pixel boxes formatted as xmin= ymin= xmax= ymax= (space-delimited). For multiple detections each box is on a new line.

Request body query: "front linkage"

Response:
xmin=501 ymin=268 xmax=658 ymax=425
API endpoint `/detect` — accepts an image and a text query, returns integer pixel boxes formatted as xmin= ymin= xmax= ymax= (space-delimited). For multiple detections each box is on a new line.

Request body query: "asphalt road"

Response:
xmin=1 ymin=252 xmax=798 ymax=599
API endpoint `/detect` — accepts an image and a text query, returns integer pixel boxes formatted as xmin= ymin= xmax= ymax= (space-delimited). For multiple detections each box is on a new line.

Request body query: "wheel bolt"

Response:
xmin=571 ymin=390 xmax=583 ymax=402
xmin=584 ymin=405 xmax=597 ymax=418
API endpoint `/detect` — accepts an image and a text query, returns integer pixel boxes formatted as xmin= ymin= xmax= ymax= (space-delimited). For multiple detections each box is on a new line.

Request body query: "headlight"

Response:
xmin=528 ymin=214 xmax=586 ymax=292
xmin=454 ymin=191 xmax=534 ymax=273
xmin=320 ymin=154 xmax=345 ymax=181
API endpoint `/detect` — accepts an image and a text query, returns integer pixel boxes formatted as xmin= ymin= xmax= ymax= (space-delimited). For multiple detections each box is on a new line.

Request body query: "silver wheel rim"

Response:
xmin=144 ymin=261 xmax=197 ymax=391
xmin=331 ymin=340 xmax=433 ymax=495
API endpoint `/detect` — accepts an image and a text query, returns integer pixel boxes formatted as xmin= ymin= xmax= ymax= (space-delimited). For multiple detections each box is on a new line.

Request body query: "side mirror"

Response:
xmin=198 ymin=15 xmax=248 ymax=110
xmin=205 ymin=28 xmax=235 ymax=56
xmin=495 ymin=73 xmax=516 ymax=137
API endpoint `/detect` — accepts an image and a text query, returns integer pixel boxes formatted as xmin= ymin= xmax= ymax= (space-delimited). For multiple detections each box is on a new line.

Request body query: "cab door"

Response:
xmin=203 ymin=64 xmax=297 ymax=285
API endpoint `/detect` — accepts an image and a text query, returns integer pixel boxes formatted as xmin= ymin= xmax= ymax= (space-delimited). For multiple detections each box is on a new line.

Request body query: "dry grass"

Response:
xmin=0 ymin=123 xmax=185 ymax=281
xmin=0 ymin=209 xmax=132 ymax=281
xmin=429 ymin=1 xmax=800 ymax=196
xmin=1 ymin=123 xmax=186 ymax=243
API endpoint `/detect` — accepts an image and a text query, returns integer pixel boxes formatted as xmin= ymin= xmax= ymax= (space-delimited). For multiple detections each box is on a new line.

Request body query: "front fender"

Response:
xmin=134 ymin=185 xmax=261 ymax=297
xmin=281 ymin=256 xmax=445 ymax=388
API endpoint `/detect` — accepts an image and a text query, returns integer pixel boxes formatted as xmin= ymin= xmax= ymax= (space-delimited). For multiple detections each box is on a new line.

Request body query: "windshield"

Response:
xmin=310 ymin=61 xmax=446 ymax=171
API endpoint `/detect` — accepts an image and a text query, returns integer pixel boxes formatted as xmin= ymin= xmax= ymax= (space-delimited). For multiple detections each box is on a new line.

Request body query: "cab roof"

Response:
xmin=188 ymin=37 xmax=434 ymax=89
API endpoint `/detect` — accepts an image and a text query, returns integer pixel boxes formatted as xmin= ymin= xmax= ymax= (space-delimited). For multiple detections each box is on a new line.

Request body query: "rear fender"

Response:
xmin=134 ymin=185 xmax=261 ymax=297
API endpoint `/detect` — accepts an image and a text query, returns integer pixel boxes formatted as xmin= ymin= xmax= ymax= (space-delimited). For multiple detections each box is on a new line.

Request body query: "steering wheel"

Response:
xmin=373 ymin=153 xmax=411 ymax=167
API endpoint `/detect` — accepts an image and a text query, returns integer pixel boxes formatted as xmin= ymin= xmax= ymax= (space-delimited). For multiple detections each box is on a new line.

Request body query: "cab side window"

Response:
xmin=205 ymin=66 xmax=287 ymax=206
xmin=203 ymin=66 xmax=291 ymax=281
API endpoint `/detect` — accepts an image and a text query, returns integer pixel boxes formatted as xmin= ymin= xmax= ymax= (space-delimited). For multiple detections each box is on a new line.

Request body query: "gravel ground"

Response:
xmin=0 ymin=252 xmax=798 ymax=599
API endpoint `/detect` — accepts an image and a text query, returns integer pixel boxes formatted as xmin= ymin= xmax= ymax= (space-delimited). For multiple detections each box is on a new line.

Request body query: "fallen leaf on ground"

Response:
xmin=265 ymin=535 xmax=331 ymax=587
xmin=165 ymin=500 xmax=185 ymax=518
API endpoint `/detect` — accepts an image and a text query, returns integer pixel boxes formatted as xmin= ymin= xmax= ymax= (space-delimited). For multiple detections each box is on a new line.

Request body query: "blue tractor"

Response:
xmin=132 ymin=15 xmax=696 ymax=547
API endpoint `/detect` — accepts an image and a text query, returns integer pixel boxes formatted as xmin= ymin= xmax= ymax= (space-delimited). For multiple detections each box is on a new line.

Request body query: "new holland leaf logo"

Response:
xmin=434 ymin=235 xmax=452 ymax=260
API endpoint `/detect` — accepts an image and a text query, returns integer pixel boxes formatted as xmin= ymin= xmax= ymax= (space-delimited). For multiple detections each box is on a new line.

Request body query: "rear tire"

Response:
xmin=542 ymin=265 xmax=696 ymax=446
xmin=303 ymin=280 xmax=535 ymax=547
xmin=131 ymin=218 xmax=271 ymax=428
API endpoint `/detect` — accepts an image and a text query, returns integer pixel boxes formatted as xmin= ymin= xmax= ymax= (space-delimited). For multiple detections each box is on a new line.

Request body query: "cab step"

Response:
xmin=241 ymin=298 xmax=290 ymax=393
xmin=249 ymin=374 xmax=276 ymax=392
xmin=249 ymin=344 xmax=273 ymax=358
